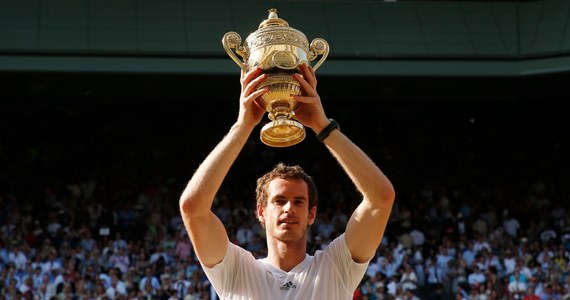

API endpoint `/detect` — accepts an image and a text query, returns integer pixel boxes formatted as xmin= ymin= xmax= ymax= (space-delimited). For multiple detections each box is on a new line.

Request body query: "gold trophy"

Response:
xmin=222 ymin=8 xmax=329 ymax=147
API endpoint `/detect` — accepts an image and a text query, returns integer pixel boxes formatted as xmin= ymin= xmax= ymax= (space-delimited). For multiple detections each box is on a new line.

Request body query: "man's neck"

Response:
xmin=266 ymin=238 xmax=307 ymax=272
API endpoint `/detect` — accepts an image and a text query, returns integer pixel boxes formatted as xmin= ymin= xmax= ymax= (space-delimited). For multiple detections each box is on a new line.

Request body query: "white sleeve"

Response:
xmin=320 ymin=233 xmax=370 ymax=291
xmin=201 ymin=242 xmax=258 ymax=296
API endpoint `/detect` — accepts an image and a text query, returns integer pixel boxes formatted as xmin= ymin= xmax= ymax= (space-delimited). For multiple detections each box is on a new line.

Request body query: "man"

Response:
xmin=522 ymin=285 xmax=539 ymax=300
xmin=173 ymin=270 xmax=192 ymax=299
xmin=508 ymin=271 xmax=527 ymax=300
xmin=467 ymin=266 xmax=486 ymax=288
xmin=179 ymin=63 xmax=395 ymax=299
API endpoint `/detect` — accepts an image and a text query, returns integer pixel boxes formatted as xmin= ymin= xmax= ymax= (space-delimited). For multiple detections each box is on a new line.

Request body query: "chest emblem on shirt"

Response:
xmin=280 ymin=281 xmax=297 ymax=290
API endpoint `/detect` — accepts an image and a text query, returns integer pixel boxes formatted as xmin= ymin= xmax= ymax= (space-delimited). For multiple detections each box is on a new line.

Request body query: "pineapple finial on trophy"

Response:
xmin=268 ymin=8 xmax=277 ymax=16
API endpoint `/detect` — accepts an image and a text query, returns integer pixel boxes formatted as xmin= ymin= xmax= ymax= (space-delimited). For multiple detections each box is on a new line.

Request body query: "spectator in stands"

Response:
xmin=400 ymin=262 xmax=419 ymax=292
xmin=106 ymin=269 xmax=127 ymax=298
xmin=74 ymin=275 xmax=92 ymax=299
xmin=508 ymin=271 xmax=527 ymax=300
xmin=79 ymin=230 xmax=97 ymax=253
xmin=504 ymin=249 xmax=518 ymax=276
xmin=158 ymin=273 xmax=174 ymax=299
xmin=41 ymin=250 xmax=62 ymax=275
xmin=537 ymin=283 xmax=559 ymax=300
xmin=503 ymin=210 xmax=521 ymax=241
xmin=173 ymin=270 xmax=191 ymax=299
xmin=425 ymin=259 xmax=444 ymax=292
xmin=316 ymin=210 xmax=335 ymax=240
xmin=109 ymin=246 xmax=130 ymax=275
xmin=94 ymin=280 xmax=108 ymax=298
xmin=174 ymin=233 xmax=193 ymax=262
xmin=56 ymin=281 xmax=76 ymax=299
xmin=132 ymin=247 xmax=151 ymax=274
xmin=139 ymin=266 xmax=160 ymax=293
xmin=149 ymin=244 xmax=171 ymax=267
xmin=468 ymin=266 xmax=486 ymax=288
xmin=523 ymin=285 xmax=540 ymax=300
xmin=235 ymin=220 xmax=254 ymax=248
xmin=8 ymin=242 xmax=27 ymax=273
xmin=18 ymin=276 xmax=34 ymax=298
xmin=112 ymin=232 xmax=128 ymax=251
xmin=447 ymin=256 xmax=467 ymax=294
xmin=179 ymin=63 xmax=395 ymax=299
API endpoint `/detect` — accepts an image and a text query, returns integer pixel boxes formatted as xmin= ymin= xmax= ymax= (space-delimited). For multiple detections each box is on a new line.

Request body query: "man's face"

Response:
xmin=257 ymin=178 xmax=316 ymax=242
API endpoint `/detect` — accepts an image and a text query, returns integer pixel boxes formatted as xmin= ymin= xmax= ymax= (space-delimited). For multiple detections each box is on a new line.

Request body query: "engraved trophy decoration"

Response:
xmin=222 ymin=8 xmax=329 ymax=147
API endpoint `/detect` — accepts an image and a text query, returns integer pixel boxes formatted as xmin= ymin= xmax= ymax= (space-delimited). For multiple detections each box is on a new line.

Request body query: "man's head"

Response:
xmin=255 ymin=163 xmax=318 ymax=240
xmin=256 ymin=163 xmax=318 ymax=209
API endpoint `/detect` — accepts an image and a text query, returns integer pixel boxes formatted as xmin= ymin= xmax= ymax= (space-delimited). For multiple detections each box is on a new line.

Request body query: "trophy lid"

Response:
xmin=259 ymin=8 xmax=289 ymax=29
xmin=245 ymin=8 xmax=309 ymax=54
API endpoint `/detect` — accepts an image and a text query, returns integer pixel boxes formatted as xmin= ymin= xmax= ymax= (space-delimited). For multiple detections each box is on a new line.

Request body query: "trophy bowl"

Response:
xmin=222 ymin=8 xmax=329 ymax=147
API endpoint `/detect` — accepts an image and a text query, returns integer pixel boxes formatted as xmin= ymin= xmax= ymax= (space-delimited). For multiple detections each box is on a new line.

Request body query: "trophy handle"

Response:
xmin=222 ymin=31 xmax=248 ymax=71
xmin=308 ymin=38 xmax=329 ymax=72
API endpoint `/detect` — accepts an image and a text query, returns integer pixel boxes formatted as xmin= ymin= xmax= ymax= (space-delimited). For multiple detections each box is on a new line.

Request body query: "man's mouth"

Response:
xmin=279 ymin=219 xmax=298 ymax=225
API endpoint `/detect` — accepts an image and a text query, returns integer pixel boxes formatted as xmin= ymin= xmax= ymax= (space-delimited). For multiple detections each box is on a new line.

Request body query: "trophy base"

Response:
xmin=260 ymin=119 xmax=305 ymax=147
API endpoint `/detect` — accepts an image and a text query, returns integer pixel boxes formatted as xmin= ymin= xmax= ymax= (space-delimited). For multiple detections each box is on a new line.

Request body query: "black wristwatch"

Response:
xmin=316 ymin=119 xmax=340 ymax=143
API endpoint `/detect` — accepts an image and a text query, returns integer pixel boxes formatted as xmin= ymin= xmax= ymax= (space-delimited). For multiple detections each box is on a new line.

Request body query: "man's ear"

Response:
xmin=257 ymin=204 xmax=266 ymax=225
xmin=308 ymin=206 xmax=317 ymax=226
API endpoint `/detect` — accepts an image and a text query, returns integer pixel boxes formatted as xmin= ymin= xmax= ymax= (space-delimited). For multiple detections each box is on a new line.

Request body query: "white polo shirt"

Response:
xmin=203 ymin=233 xmax=368 ymax=300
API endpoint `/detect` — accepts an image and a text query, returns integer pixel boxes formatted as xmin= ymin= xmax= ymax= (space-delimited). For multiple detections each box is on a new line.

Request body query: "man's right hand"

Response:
xmin=239 ymin=66 xmax=269 ymax=127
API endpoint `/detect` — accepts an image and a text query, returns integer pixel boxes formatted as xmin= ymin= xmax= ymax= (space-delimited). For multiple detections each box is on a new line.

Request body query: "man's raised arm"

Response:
xmin=291 ymin=63 xmax=395 ymax=263
xmin=179 ymin=67 xmax=268 ymax=268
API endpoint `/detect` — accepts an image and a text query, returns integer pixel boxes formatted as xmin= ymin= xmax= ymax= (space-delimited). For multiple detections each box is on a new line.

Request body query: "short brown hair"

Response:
xmin=255 ymin=163 xmax=318 ymax=209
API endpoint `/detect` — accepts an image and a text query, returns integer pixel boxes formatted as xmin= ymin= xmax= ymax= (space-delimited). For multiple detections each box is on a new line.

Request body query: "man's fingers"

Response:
xmin=294 ymin=73 xmax=316 ymax=97
xmin=246 ymin=87 xmax=269 ymax=103
xmin=299 ymin=63 xmax=317 ymax=87
xmin=244 ymin=73 xmax=268 ymax=97
xmin=291 ymin=95 xmax=313 ymax=104
xmin=241 ymin=66 xmax=262 ymax=85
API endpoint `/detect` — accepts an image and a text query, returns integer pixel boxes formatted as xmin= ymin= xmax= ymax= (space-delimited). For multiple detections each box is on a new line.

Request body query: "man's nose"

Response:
xmin=283 ymin=201 xmax=294 ymax=214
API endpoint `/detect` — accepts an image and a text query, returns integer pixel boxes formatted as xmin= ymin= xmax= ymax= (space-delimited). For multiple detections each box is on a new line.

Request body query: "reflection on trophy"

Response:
xmin=222 ymin=8 xmax=329 ymax=147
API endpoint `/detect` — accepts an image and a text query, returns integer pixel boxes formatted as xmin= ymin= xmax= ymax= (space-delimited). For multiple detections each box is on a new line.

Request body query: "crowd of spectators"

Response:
xmin=1 ymin=96 xmax=567 ymax=300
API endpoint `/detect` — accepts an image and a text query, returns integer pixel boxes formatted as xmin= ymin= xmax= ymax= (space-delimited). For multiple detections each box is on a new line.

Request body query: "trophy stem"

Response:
xmin=260 ymin=118 xmax=305 ymax=147
xmin=268 ymin=103 xmax=293 ymax=121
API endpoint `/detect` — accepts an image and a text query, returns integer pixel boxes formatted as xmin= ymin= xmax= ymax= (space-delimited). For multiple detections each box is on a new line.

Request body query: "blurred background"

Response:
xmin=0 ymin=0 xmax=568 ymax=299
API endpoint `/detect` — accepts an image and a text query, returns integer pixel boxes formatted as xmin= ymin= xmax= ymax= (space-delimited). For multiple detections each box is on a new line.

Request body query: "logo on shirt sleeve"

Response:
xmin=279 ymin=281 xmax=297 ymax=290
